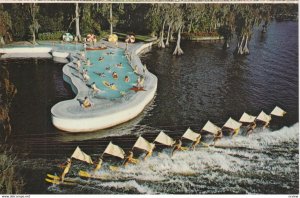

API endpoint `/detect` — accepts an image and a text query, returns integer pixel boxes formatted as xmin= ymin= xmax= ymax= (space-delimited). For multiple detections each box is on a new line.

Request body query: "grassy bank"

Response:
xmin=115 ymin=32 xmax=155 ymax=42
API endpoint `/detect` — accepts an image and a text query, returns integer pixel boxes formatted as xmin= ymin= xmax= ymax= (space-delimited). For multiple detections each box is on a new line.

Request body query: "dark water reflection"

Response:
xmin=0 ymin=21 xmax=298 ymax=194
xmin=141 ymin=21 xmax=298 ymax=135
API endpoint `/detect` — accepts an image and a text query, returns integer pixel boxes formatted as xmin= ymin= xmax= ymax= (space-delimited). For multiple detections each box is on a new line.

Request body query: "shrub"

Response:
xmin=38 ymin=31 xmax=66 ymax=41
xmin=0 ymin=146 xmax=24 ymax=194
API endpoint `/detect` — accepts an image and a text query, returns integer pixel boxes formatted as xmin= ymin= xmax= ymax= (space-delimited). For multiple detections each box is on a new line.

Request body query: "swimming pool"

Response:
xmin=38 ymin=41 xmax=84 ymax=52
xmin=82 ymin=48 xmax=138 ymax=99
xmin=0 ymin=41 xmax=157 ymax=132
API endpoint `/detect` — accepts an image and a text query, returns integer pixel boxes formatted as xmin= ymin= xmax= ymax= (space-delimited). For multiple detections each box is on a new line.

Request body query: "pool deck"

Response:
xmin=0 ymin=41 xmax=158 ymax=132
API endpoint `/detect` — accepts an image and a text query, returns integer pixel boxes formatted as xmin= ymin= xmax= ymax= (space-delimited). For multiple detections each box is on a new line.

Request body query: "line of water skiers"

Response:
xmin=58 ymin=106 xmax=286 ymax=182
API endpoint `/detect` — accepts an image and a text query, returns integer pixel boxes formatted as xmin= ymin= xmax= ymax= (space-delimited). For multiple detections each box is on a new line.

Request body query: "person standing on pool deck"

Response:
xmin=84 ymin=42 xmax=87 ymax=51
xmin=91 ymin=82 xmax=101 ymax=93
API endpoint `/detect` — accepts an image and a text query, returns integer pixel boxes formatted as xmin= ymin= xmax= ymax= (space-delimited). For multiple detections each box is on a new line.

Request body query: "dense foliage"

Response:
xmin=0 ymin=3 xmax=297 ymax=54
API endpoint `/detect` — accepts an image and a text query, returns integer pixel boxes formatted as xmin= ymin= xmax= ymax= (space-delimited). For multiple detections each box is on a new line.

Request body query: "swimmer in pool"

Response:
xmin=124 ymin=75 xmax=130 ymax=82
xmin=112 ymin=72 xmax=118 ymax=79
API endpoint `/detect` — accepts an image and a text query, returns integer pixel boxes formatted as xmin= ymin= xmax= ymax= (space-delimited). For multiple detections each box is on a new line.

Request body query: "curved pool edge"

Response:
xmin=51 ymin=42 xmax=158 ymax=132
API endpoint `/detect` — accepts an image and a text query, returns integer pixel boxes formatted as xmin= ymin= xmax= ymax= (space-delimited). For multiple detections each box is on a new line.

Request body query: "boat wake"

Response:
xmin=48 ymin=123 xmax=299 ymax=194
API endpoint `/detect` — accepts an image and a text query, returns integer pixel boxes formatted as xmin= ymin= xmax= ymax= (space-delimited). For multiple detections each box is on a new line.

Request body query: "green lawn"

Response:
xmin=115 ymin=32 xmax=154 ymax=42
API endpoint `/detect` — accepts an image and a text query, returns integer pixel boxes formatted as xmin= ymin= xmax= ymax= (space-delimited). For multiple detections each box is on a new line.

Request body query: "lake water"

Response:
xmin=0 ymin=21 xmax=298 ymax=194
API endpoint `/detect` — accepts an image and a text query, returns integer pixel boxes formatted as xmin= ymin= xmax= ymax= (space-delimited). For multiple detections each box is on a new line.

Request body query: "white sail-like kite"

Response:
xmin=223 ymin=117 xmax=242 ymax=130
xmin=270 ymin=106 xmax=286 ymax=117
xmin=103 ymin=142 xmax=125 ymax=159
xmin=154 ymin=131 xmax=175 ymax=146
xmin=133 ymin=136 xmax=155 ymax=152
xmin=257 ymin=111 xmax=272 ymax=123
xmin=182 ymin=128 xmax=201 ymax=142
xmin=239 ymin=112 xmax=256 ymax=123
xmin=71 ymin=146 xmax=93 ymax=164
xmin=202 ymin=120 xmax=221 ymax=135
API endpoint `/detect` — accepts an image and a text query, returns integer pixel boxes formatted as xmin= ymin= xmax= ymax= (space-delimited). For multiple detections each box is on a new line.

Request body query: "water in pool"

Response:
xmin=83 ymin=48 xmax=138 ymax=99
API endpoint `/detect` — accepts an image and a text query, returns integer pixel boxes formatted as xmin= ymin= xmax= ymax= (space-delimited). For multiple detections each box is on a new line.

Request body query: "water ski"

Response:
xmin=201 ymin=142 xmax=210 ymax=147
xmin=103 ymin=81 xmax=118 ymax=90
xmin=109 ymin=165 xmax=120 ymax=172
xmin=47 ymin=174 xmax=60 ymax=180
xmin=45 ymin=178 xmax=77 ymax=186
xmin=78 ymin=170 xmax=109 ymax=180
xmin=180 ymin=146 xmax=189 ymax=151
xmin=130 ymin=86 xmax=146 ymax=92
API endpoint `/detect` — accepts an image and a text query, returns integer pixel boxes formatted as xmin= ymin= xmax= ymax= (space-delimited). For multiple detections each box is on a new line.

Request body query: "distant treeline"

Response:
xmin=0 ymin=3 xmax=298 ymax=55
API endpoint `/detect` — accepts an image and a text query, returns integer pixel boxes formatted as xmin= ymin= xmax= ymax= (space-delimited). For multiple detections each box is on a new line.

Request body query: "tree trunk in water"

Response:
xmin=170 ymin=28 xmax=174 ymax=41
xmin=75 ymin=3 xmax=81 ymax=41
xmin=235 ymin=34 xmax=250 ymax=55
xmin=158 ymin=20 xmax=166 ymax=48
xmin=222 ymin=39 xmax=229 ymax=50
xmin=32 ymin=31 xmax=36 ymax=45
xmin=0 ymin=36 xmax=5 ymax=46
xmin=165 ymin=24 xmax=171 ymax=47
xmin=110 ymin=4 xmax=113 ymax=35
xmin=243 ymin=35 xmax=250 ymax=55
xmin=173 ymin=27 xmax=184 ymax=56
xmin=262 ymin=25 xmax=267 ymax=33
xmin=235 ymin=35 xmax=245 ymax=55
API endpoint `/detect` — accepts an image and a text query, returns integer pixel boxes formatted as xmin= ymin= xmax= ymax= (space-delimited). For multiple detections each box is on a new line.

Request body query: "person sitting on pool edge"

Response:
xmin=86 ymin=58 xmax=92 ymax=66
xmin=124 ymin=76 xmax=130 ymax=82
xmin=91 ymin=82 xmax=101 ymax=93
xmin=112 ymin=72 xmax=118 ymax=79
xmin=83 ymin=72 xmax=90 ymax=82
xmin=133 ymin=65 xmax=138 ymax=74
xmin=82 ymin=96 xmax=92 ymax=108
xmin=76 ymin=60 xmax=81 ymax=70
